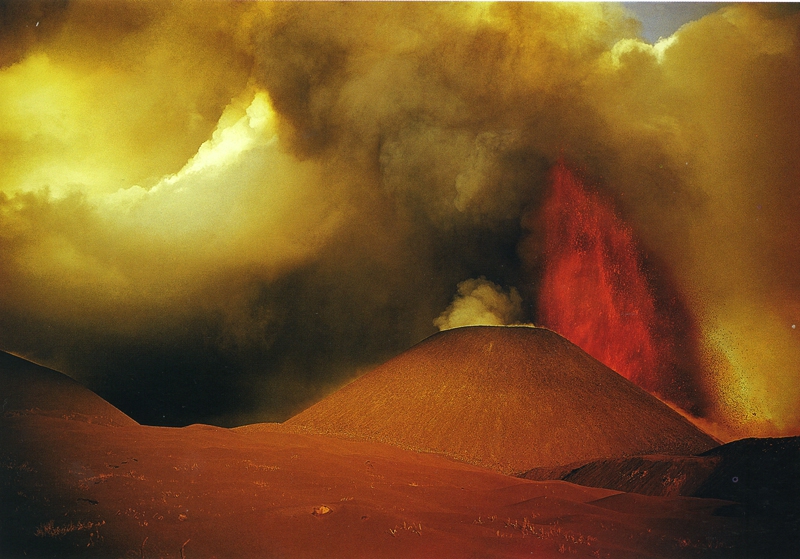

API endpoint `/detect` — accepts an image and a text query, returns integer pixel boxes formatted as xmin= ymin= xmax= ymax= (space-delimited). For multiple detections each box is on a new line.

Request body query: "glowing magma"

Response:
xmin=537 ymin=161 xmax=671 ymax=394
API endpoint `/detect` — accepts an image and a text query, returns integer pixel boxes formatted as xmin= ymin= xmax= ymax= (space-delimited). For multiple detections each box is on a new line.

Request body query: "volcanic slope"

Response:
xmin=523 ymin=436 xmax=800 ymax=516
xmin=284 ymin=326 xmax=717 ymax=474
xmin=0 ymin=350 xmax=136 ymax=427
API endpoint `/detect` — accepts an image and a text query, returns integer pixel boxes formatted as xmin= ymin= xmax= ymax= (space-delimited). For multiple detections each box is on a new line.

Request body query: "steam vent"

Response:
xmin=285 ymin=326 xmax=718 ymax=474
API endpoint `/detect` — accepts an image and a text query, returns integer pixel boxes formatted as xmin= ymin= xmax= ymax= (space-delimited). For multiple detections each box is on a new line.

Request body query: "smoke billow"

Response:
xmin=434 ymin=278 xmax=523 ymax=331
xmin=0 ymin=1 xmax=798 ymax=436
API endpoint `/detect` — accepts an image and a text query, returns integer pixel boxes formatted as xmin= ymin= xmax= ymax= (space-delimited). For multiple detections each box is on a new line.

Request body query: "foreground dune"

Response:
xmin=2 ymin=343 xmax=795 ymax=558
xmin=2 ymin=411 xmax=775 ymax=559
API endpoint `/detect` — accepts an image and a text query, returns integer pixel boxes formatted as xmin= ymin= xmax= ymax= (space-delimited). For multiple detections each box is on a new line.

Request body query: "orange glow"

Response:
xmin=0 ymin=2 xmax=797 ymax=433
xmin=537 ymin=161 xmax=676 ymax=400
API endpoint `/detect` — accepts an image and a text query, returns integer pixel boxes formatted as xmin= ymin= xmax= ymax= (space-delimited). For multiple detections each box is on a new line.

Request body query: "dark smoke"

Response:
xmin=0 ymin=2 xmax=798 ymax=436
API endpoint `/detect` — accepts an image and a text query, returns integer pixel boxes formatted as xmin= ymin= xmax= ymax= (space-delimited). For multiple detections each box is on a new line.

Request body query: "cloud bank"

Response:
xmin=0 ymin=1 xmax=798 ymax=436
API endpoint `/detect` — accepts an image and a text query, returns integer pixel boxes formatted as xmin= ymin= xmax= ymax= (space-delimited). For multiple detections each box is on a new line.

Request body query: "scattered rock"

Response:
xmin=312 ymin=505 xmax=331 ymax=516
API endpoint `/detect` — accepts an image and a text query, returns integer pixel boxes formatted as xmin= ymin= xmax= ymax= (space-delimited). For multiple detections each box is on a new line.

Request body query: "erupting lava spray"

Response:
xmin=536 ymin=161 xmax=678 ymax=400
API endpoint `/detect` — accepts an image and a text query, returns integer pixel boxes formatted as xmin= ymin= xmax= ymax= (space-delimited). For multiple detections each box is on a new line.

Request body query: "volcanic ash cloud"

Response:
xmin=0 ymin=2 xmax=797 ymax=434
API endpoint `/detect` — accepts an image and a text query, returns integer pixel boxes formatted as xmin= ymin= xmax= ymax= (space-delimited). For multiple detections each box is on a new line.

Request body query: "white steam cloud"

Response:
xmin=435 ymin=278 xmax=523 ymax=331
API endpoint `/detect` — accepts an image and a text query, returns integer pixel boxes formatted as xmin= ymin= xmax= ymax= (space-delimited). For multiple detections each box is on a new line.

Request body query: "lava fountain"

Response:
xmin=535 ymin=161 xmax=685 ymax=405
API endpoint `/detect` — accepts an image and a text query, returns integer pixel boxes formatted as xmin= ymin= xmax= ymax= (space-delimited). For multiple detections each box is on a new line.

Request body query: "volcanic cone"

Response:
xmin=0 ymin=350 xmax=135 ymax=427
xmin=284 ymin=326 xmax=717 ymax=474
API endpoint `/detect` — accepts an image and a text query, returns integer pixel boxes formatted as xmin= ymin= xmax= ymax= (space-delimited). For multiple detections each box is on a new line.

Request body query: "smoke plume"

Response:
xmin=0 ymin=1 xmax=798 ymax=437
xmin=434 ymin=278 xmax=523 ymax=331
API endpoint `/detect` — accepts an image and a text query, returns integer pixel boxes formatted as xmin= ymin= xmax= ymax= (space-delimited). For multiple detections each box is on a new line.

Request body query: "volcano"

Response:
xmin=283 ymin=326 xmax=717 ymax=474
xmin=0 ymin=351 xmax=135 ymax=428
xmin=3 ymin=339 xmax=793 ymax=558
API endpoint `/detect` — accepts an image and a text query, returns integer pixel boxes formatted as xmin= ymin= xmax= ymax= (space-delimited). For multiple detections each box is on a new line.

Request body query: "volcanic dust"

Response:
xmin=1 ymin=1 xmax=798 ymax=438
xmin=1 ymin=9 xmax=800 ymax=556
xmin=3 ymin=329 xmax=799 ymax=558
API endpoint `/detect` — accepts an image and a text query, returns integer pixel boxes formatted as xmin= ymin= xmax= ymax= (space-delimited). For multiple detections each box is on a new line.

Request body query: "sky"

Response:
xmin=622 ymin=2 xmax=729 ymax=43
xmin=0 ymin=1 xmax=798 ymax=439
